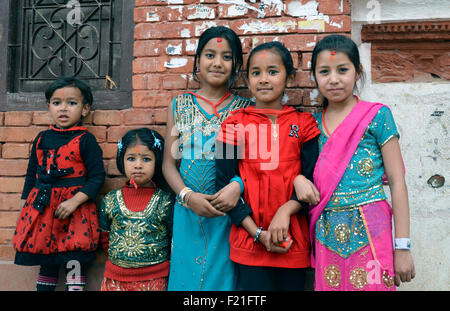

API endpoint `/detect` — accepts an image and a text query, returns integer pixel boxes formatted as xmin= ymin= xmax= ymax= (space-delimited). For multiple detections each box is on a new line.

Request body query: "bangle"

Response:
xmin=254 ymin=227 xmax=263 ymax=243
xmin=179 ymin=187 xmax=192 ymax=202
xmin=394 ymin=238 xmax=411 ymax=250
xmin=185 ymin=190 xmax=194 ymax=205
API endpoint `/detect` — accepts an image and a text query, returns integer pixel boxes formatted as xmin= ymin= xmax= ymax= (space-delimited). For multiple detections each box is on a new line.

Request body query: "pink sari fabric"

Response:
xmin=310 ymin=100 xmax=396 ymax=290
xmin=314 ymin=201 xmax=395 ymax=291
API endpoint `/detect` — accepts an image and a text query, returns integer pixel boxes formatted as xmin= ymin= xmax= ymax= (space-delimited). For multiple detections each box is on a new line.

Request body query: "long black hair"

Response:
xmin=311 ymin=34 xmax=364 ymax=107
xmin=116 ymin=128 xmax=170 ymax=191
xmin=192 ymin=26 xmax=243 ymax=89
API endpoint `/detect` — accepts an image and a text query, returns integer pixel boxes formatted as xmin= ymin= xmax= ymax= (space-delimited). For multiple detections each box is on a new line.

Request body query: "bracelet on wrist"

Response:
xmin=254 ymin=227 xmax=263 ymax=243
xmin=394 ymin=238 xmax=411 ymax=250
xmin=179 ymin=187 xmax=192 ymax=203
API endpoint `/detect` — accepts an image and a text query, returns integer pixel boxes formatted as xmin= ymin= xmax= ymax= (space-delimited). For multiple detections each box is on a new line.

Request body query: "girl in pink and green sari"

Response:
xmin=294 ymin=35 xmax=415 ymax=291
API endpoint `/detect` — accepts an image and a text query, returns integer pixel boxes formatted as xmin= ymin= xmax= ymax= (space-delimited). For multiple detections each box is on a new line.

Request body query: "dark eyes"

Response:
xmin=51 ymin=101 xmax=79 ymax=106
xmin=126 ymin=156 xmax=152 ymax=162
xmin=318 ymin=67 xmax=349 ymax=75
xmin=204 ymin=53 xmax=232 ymax=61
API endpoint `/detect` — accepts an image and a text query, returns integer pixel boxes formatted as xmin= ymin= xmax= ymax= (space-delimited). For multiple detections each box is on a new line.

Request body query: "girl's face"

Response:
xmin=197 ymin=37 xmax=233 ymax=88
xmin=247 ymin=49 xmax=289 ymax=109
xmin=123 ymin=144 xmax=156 ymax=187
xmin=314 ymin=50 xmax=359 ymax=106
xmin=48 ymin=86 xmax=89 ymax=129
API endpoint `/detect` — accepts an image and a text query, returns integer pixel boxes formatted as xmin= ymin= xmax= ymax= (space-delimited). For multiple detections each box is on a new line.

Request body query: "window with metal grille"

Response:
xmin=1 ymin=0 xmax=133 ymax=110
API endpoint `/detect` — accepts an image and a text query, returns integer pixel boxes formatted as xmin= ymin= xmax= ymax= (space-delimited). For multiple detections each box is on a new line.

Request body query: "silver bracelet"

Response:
xmin=394 ymin=238 xmax=411 ymax=250
xmin=254 ymin=227 xmax=263 ymax=243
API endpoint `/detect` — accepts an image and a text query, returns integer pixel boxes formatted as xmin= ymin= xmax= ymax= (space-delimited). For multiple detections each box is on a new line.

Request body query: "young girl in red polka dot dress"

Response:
xmin=13 ymin=77 xmax=105 ymax=291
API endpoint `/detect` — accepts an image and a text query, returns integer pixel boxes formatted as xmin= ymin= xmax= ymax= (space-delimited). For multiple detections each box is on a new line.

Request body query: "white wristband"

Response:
xmin=394 ymin=238 xmax=411 ymax=250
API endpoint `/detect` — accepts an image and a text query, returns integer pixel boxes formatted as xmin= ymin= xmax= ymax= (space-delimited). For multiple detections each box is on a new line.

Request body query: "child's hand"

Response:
xmin=293 ymin=175 xmax=320 ymax=205
xmin=210 ymin=181 xmax=241 ymax=212
xmin=394 ymin=249 xmax=415 ymax=286
xmin=258 ymin=230 xmax=291 ymax=254
xmin=268 ymin=201 xmax=296 ymax=245
xmin=187 ymin=192 xmax=226 ymax=217
xmin=54 ymin=198 xmax=79 ymax=219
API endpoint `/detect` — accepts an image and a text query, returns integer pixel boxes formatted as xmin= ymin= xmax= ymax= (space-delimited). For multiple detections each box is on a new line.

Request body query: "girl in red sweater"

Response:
xmin=216 ymin=42 xmax=320 ymax=290
xmin=99 ymin=128 xmax=174 ymax=291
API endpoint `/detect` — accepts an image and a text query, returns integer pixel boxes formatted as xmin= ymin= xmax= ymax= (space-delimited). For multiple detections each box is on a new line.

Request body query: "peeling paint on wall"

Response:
xmin=285 ymin=0 xmax=319 ymax=16
xmin=164 ymin=57 xmax=188 ymax=68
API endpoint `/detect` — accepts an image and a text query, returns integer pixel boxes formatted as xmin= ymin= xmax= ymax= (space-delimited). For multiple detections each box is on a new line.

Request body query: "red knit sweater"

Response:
xmin=100 ymin=184 xmax=170 ymax=282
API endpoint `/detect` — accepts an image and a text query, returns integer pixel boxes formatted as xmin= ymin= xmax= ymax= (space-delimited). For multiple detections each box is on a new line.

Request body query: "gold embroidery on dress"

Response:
xmin=334 ymin=223 xmax=351 ymax=244
xmin=323 ymin=265 xmax=341 ymax=288
xmin=356 ymin=157 xmax=375 ymax=177
xmin=349 ymin=266 xmax=368 ymax=289
xmin=382 ymin=270 xmax=395 ymax=289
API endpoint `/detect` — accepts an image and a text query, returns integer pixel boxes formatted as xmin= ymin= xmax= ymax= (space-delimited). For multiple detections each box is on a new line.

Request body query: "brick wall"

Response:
xmin=0 ymin=0 xmax=350 ymax=284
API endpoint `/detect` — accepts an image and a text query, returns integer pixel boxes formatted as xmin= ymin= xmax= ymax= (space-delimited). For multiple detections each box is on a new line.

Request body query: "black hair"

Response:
xmin=45 ymin=77 xmax=94 ymax=107
xmin=310 ymin=35 xmax=364 ymax=107
xmin=246 ymin=41 xmax=296 ymax=79
xmin=116 ymin=128 xmax=170 ymax=191
xmin=192 ymin=26 xmax=243 ymax=89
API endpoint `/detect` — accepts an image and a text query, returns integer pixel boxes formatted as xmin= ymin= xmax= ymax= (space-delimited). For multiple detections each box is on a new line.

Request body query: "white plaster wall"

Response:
xmin=350 ymin=0 xmax=450 ymax=291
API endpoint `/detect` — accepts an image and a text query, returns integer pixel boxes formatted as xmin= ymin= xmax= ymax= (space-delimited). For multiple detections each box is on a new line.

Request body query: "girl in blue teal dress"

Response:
xmin=162 ymin=26 xmax=251 ymax=290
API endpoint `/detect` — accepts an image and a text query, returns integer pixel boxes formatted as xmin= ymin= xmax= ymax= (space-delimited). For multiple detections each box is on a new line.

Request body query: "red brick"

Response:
xmin=133 ymin=57 xmax=166 ymax=74
xmin=133 ymin=74 xmax=161 ymax=90
xmin=134 ymin=6 xmax=163 ymax=23
xmin=0 ymin=211 xmax=19 ymax=227
xmin=0 ymin=193 xmax=22 ymax=211
xmin=282 ymin=34 xmax=318 ymax=52
xmin=123 ymin=109 xmax=153 ymax=125
xmin=107 ymin=126 xmax=144 ymax=142
xmin=32 ymin=111 xmax=52 ymax=125
xmin=0 ymin=245 xmax=15 ymax=261
xmin=0 ymin=229 xmax=14 ymax=244
xmin=99 ymin=143 xmax=118 ymax=159
xmin=0 ymin=178 xmax=24 ymax=193
xmin=295 ymin=70 xmax=316 ymax=87
xmin=4 ymin=111 xmax=32 ymax=126
xmin=318 ymin=0 xmax=351 ymax=15
xmin=0 ymin=127 xmax=46 ymax=143
xmin=133 ymin=91 xmax=177 ymax=108
xmin=162 ymin=74 xmax=188 ymax=90
xmin=134 ymin=40 xmax=163 ymax=57
xmin=301 ymin=52 xmax=312 ymax=70
xmin=164 ymin=6 xmax=185 ymax=22
xmin=217 ymin=4 xmax=249 ymax=19
xmin=134 ymin=22 xmax=195 ymax=40
xmin=0 ymin=112 xmax=4 ymax=126
xmin=0 ymin=159 xmax=28 ymax=176
xmin=2 ymin=143 xmax=30 ymax=159
xmin=185 ymin=4 xmax=215 ymax=20
xmin=153 ymin=108 xmax=168 ymax=124
xmin=92 ymin=110 xmax=121 ymax=126
xmin=84 ymin=126 xmax=107 ymax=143
xmin=231 ymin=18 xmax=298 ymax=36
xmin=105 ymin=159 xmax=121 ymax=176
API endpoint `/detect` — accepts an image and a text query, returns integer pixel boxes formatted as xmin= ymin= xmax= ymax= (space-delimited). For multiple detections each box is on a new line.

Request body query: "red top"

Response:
xmin=217 ymin=105 xmax=319 ymax=268
xmin=101 ymin=184 xmax=170 ymax=282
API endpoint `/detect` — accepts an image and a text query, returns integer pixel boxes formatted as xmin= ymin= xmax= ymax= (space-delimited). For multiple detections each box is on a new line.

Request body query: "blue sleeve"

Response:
xmin=372 ymin=106 xmax=400 ymax=148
